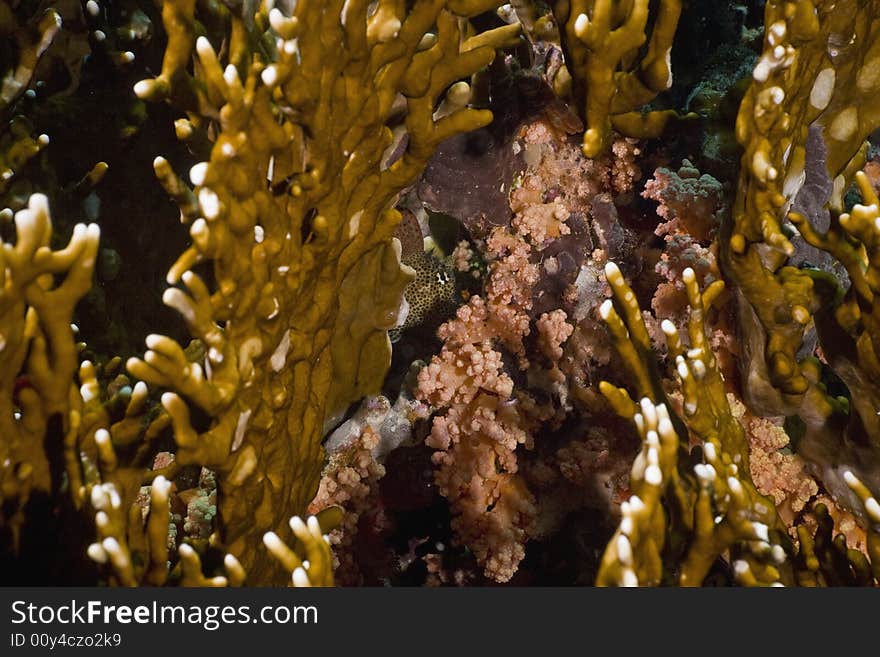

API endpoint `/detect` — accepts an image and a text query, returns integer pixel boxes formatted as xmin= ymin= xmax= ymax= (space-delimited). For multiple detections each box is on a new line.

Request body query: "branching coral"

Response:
xmin=89 ymin=468 xmax=336 ymax=587
xmin=0 ymin=195 xmax=99 ymax=550
xmin=725 ymin=0 xmax=880 ymax=524
xmin=416 ymin=297 xmax=539 ymax=582
xmin=5 ymin=0 xmax=880 ymax=590
xmin=414 ymin=115 xmax=639 ymax=582
xmin=728 ymin=0 xmax=880 ymax=396
xmin=597 ymin=262 xmax=789 ymax=585
xmin=597 ymin=261 xmax=880 ymax=586
xmin=122 ymin=0 xmax=519 ymax=584
xmin=78 ymin=402 xmax=338 ymax=587
xmin=510 ymin=0 xmax=682 ymax=157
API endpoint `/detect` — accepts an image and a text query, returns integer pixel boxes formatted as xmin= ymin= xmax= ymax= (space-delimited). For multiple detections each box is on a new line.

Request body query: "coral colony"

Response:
xmin=1 ymin=0 xmax=879 ymax=587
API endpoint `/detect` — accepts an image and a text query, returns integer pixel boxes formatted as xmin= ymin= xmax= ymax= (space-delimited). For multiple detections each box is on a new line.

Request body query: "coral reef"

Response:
xmin=3 ymin=0 xmax=880 ymax=589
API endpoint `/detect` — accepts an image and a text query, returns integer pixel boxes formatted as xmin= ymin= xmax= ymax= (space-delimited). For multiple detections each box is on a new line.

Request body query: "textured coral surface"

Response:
xmin=2 ymin=0 xmax=880 ymax=588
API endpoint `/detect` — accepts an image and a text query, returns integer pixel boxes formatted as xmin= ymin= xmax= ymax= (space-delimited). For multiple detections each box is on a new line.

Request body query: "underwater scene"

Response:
xmin=1 ymin=0 xmax=879 ymax=587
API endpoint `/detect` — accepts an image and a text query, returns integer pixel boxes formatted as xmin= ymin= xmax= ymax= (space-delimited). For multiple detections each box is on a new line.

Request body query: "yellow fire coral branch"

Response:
xmin=127 ymin=0 xmax=517 ymax=584
xmin=787 ymin=171 xmax=880 ymax=451
xmin=263 ymin=514 xmax=335 ymax=587
xmin=85 ymin=467 xmax=336 ymax=586
xmin=597 ymin=262 xmax=787 ymax=586
xmin=723 ymin=2 xmax=880 ymax=528
xmin=597 ymin=261 xmax=880 ymax=585
xmin=728 ymin=0 xmax=880 ymax=399
xmin=551 ymin=0 xmax=681 ymax=157
xmin=0 ymin=195 xmax=99 ymax=548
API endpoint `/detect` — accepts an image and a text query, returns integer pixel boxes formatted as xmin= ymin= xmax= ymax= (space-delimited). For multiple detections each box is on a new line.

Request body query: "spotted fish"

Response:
xmin=390 ymin=210 xmax=458 ymax=342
